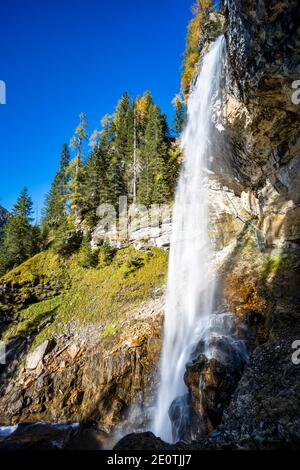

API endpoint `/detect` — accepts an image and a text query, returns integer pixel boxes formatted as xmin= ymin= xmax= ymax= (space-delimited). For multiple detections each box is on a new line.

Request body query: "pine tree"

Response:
xmin=42 ymin=144 xmax=70 ymax=234
xmin=137 ymin=105 xmax=170 ymax=206
xmin=95 ymin=114 xmax=117 ymax=208
xmin=0 ymin=205 xmax=9 ymax=240
xmin=165 ymin=138 xmax=182 ymax=199
xmin=172 ymin=94 xmax=187 ymax=136
xmin=107 ymin=95 xmax=132 ymax=208
xmin=132 ymin=102 xmax=137 ymax=203
xmin=69 ymin=113 xmax=88 ymax=223
xmin=81 ymin=143 xmax=109 ymax=227
xmin=133 ymin=91 xmax=155 ymax=203
xmin=136 ymin=91 xmax=154 ymax=128
xmin=0 ymin=188 xmax=39 ymax=274
xmin=78 ymin=235 xmax=99 ymax=268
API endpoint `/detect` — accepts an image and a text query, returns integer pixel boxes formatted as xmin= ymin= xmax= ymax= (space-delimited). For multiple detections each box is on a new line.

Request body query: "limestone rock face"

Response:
xmin=216 ymin=0 xmax=300 ymax=248
xmin=91 ymin=208 xmax=173 ymax=251
xmin=223 ymin=0 xmax=300 ymax=186
xmin=218 ymin=304 xmax=300 ymax=449
xmin=187 ymin=0 xmax=300 ymax=448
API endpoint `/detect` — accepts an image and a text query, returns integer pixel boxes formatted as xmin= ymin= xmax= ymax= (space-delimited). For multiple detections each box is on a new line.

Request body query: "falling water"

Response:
xmin=152 ymin=36 xmax=225 ymax=443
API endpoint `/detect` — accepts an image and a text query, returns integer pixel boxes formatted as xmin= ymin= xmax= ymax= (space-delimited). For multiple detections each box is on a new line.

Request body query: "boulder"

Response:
xmin=169 ymin=394 xmax=201 ymax=442
xmin=114 ymin=431 xmax=184 ymax=451
xmin=185 ymin=353 xmax=242 ymax=434
xmin=67 ymin=344 xmax=80 ymax=360
xmin=25 ymin=340 xmax=51 ymax=370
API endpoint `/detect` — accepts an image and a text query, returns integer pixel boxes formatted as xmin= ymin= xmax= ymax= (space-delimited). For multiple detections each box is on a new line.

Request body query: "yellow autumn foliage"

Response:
xmin=136 ymin=91 xmax=153 ymax=124
xmin=181 ymin=0 xmax=212 ymax=100
xmin=181 ymin=68 xmax=195 ymax=98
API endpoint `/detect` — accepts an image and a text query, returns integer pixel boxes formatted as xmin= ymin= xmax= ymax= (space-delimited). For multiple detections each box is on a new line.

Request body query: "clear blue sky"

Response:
xmin=0 ymin=0 xmax=193 ymax=218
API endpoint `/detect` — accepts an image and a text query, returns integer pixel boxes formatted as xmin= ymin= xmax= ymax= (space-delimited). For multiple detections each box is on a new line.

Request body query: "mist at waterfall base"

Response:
xmin=152 ymin=36 xmax=226 ymax=444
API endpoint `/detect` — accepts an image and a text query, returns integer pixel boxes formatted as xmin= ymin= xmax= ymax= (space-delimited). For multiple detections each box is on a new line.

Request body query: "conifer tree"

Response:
xmin=132 ymin=102 xmax=137 ymax=204
xmin=42 ymin=144 xmax=70 ymax=233
xmin=108 ymin=95 xmax=132 ymax=207
xmin=95 ymin=114 xmax=117 ymax=208
xmin=172 ymin=95 xmax=187 ymax=136
xmin=81 ymin=143 xmax=109 ymax=227
xmin=0 ymin=188 xmax=39 ymax=274
xmin=137 ymin=105 xmax=169 ymax=206
xmin=69 ymin=113 xmax=88 ymax=223
xmin=136 ymin=91 xmax=154 ymax=128
xmin=165 ymin=139 xmax=182 ymax=199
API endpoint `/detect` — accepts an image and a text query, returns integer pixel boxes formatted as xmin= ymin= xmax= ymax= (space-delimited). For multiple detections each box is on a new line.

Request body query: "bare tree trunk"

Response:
xmin=74 ymin=142 xmax=82 ymax=224
xmin=133 ymin=105 xmax=137 ymax=204
xmin=75 ymin=143 xmax=81 ymax=183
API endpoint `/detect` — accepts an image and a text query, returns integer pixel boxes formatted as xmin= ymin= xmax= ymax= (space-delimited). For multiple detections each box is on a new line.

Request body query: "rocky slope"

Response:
xmin=0 ymin=247 xmax=167 ymax=446
xmin=0 ymin=297 xmax=163 ymax=432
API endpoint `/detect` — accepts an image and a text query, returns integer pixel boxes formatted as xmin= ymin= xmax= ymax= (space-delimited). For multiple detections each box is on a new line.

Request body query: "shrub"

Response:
xmin=53 ymin=226 xmax=82 ymax=258
xmin=78 ymin=236 xmax=99 ymax=268
xmin=98 ymin=243 xmax=117 ymax=267
xmin=123 ymin=255 xmax=145 ymax=277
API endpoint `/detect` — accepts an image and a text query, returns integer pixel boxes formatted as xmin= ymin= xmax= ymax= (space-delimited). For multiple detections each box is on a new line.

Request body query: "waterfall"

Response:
xmin=152 ymin=36 xmax=225 ymax=443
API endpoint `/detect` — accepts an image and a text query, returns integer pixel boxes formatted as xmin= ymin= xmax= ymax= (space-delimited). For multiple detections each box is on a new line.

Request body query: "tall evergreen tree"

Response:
xmin=69 ymin=113 xmax=88 ymax=223
xmin=0 ymin=188 xmax=39 ymax=274
xmin=165 ymin=139 xmax=182 ymax=199
xmin=42 ymin=144 xmax=70 ymax=233
xmin=137 ymin=105 xmax=169 ymax=206
xmin=0 ymin=205 xmax=9 ymax=240
xmin=81 ymin=144 xmax=109 ymax=227
xmin=132 ymin=102 xmax=137 ymax=204
xmin=107 ymin=95 xmax=132 ymax=207
xmin=136 ymin=91 xmax=154 ymax=128
xmin=172 ymin=94 xmax=187 ymax=136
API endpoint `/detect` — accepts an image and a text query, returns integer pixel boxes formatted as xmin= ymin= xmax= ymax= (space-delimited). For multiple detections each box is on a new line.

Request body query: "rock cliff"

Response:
xmin=115 ymin=0 xmax=300 ymax=449
xmin=222 ymin=0 xmax=300 ymax=244
xmin=214 ymin=1 xmax=300 ymax=446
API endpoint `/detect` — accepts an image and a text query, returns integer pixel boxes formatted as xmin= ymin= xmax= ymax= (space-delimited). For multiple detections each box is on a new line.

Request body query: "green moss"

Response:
xmin=102 ymin=322 xmax=118 ymax=338
xmin=262 ymin=253 xmax=293 ymax=275
xmin=2 ymin=295 xmax=63 ymax=341
xmin=1 ymin=246 xmax=168 ymax=349
xmin=1 ymin=251 xmax=65 ymax=285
